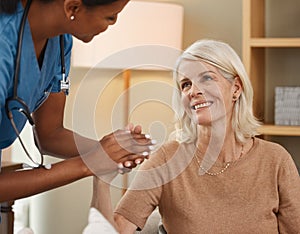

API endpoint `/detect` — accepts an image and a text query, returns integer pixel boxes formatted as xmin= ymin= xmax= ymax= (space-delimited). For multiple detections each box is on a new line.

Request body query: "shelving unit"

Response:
xmin=242 ymin=0 xmax=300 ymax=137
xmin=258 ymin=125 xmax=300 ymax=137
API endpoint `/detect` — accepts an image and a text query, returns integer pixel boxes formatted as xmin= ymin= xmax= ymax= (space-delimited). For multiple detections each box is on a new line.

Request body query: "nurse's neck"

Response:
xmin=21 ymin=0 xmax=65 ymax=64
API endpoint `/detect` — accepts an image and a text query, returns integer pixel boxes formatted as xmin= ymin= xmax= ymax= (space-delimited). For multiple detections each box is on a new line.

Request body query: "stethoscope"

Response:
xmin=4 ymin=0 xmax=69 ymax=169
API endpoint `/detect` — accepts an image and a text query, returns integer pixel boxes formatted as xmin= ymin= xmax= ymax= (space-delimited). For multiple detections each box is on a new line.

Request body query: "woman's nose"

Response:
xmin=189 ymin=83 xmax=203 ymax=97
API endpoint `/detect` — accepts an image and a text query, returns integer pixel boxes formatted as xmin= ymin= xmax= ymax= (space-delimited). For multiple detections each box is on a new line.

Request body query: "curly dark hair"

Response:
xmin=0 ymin=0 xmax=118 ymax=14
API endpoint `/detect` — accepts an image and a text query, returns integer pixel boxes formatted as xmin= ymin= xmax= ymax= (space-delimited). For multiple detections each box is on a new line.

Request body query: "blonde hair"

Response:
xmin=171 ymin=39 xmax=261 ymax=143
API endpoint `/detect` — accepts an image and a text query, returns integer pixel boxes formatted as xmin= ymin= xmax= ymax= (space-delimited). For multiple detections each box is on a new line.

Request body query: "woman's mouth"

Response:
xmin=192 ymin=101 xmax=213 ymax=110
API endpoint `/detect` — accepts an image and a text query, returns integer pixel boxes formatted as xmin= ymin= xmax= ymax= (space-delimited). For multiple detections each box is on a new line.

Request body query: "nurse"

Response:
xmin=0 ymin=0 xmax=153 ymax=203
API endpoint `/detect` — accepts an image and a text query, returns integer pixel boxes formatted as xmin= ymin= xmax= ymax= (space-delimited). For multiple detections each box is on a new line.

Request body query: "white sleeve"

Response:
xmin=82 ymin=207 xmax=119 ymax=234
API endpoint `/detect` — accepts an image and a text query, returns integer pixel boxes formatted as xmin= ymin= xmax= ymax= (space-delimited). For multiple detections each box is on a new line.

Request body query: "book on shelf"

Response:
xmin=275 ymin=86 xmax=300 ymax=126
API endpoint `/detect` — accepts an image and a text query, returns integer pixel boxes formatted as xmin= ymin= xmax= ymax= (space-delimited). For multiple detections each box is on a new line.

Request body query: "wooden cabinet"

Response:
xmin=242 ymin=0 xmax=300 ymax=136
xmin=242 ymin=0 xmax=300 ymax=170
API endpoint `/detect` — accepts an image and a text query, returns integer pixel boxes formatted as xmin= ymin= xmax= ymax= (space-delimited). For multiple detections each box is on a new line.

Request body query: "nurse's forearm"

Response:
xmin=38 ymin=127 xmax=98 ymax=159
xmin=0 ymin=156 xmax=90 ymax=202
xmin=33 ymin=92 xmax=97 ymax=158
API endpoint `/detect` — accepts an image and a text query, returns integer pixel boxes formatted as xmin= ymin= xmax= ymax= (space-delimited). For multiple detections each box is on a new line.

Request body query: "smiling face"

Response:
xmin=177 ymin=58 xmax=240 ymax=126
xmin=70 ymin=0 xmax=129 ymax=42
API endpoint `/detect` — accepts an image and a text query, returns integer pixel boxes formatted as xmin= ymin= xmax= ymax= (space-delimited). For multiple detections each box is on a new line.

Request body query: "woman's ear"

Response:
xmin=232 ymin=76 xmax=242 ymax=101
xmin=64 ymin=0 xmax=82 ymax=20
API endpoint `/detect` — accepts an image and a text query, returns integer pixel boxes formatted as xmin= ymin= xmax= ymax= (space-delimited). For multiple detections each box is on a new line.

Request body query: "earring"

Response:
xmin=70 ymin=15 xmax=75 ymax=20
xmin=233 ymin=95 xmax=238 ymax=101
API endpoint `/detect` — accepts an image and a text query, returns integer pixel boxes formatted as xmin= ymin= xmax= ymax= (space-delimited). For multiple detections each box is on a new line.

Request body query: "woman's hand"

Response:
xmin=81 ymin=124 xmax=156 ymax=176
xmin=116 ymin=123 xmax=154 ymax=170
xmin=100 ymin=127 xmax=153 ymax=165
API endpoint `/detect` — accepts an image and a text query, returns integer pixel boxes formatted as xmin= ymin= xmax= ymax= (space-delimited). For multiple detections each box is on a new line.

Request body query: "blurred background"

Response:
xmin=3 ymin=0 xmax=299 ymax=233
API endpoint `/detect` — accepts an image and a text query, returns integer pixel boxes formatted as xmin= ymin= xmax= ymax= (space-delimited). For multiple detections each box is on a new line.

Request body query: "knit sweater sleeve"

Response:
xmin=114 ymin=151 xmax=165 ymax=229
xmin=114 ymin=141 xmax=181 ymax=230
xmin=277 ymin=152 xmax=300 ymax=233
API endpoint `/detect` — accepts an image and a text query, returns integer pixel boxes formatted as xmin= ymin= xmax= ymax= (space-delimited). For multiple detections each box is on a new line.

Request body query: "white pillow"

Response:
xmin=82 ymin=207 xmax=119 ymax=234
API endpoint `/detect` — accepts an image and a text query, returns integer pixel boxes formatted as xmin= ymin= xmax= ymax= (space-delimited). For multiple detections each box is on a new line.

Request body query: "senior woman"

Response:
xmin=90 ymin=39 xmax=300 ymax=234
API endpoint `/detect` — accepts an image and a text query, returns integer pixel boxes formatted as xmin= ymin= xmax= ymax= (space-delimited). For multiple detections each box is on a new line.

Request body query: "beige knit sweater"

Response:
xmin=115 ymin=138 xmax=300 ymax=234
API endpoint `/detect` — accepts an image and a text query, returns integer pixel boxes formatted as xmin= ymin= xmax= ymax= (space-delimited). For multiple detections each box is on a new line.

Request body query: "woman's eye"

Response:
xmin=201 ymin=75 xmax=213 ymax=82
xmin=181 ymin=82 xmax=191 ymax=90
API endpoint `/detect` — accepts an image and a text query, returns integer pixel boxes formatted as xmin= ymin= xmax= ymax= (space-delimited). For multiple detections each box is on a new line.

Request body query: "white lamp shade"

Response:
xmin=71 ymin=1 xmax=184 ymax=69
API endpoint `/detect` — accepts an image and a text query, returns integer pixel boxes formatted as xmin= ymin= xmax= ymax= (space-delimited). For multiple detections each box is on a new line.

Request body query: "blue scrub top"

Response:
xmin=0 ymin=2 xmax=73 ymax=150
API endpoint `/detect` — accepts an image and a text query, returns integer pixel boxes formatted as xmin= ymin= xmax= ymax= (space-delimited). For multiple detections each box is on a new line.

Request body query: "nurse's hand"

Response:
xmin=81 ymin=124 xmax=155 ymax=176
xmin=119 ymin=123 xmax=153 ymax=171
xmin=101 ymin=124 xmax=154 ymax=169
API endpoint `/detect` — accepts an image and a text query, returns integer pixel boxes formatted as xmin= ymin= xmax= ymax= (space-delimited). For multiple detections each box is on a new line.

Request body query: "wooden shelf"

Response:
xmin=243 ymin=0 xmax=300 ymax=140
xmin=258 ymin=125 xmax=300 ymax=136
xmin=250 ymin=38 xmax=300 ymax=47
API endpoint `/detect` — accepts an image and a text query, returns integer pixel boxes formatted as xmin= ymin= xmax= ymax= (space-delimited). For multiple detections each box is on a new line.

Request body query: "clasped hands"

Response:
xmin=84 ymin=123 xmax=156 ymax=177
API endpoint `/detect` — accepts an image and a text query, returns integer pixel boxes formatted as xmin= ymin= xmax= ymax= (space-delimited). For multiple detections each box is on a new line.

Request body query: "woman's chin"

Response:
xmin=193 ymin=117 xmax=212 ymax=126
